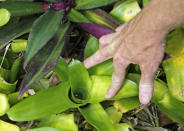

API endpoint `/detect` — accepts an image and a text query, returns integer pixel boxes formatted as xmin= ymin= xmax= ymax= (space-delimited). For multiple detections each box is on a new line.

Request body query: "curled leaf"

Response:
xmin=0 ymin=75 xmax=17 ymax=94
xmin=68 ymin=60 xmax=92 ymax=103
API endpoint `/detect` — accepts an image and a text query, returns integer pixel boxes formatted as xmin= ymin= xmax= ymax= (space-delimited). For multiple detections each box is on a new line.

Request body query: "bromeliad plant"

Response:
xmin=1 ymin=0 xmax=184 ymax=130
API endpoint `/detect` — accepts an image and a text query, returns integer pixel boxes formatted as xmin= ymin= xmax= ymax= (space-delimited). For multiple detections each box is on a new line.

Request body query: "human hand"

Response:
xmin=83 ymin=8 xmax=168 ymax=104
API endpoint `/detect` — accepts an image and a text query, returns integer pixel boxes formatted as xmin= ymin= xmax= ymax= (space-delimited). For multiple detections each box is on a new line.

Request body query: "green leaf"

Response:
xmin=37 ymin=114 xmax=78 ymax=131
xmin=114 ymin=123 xmax=135 ymax=131
xmin=113 ymin=97 xmax=141 ymax=113
xmin=27 ymin=127 xmax=60 ymax=131
xmin=79 ymin=103 xmax=115 ymax=131
xmin=0 ymin=119 xmax=19 ymax=131
xmin=113 ymin=0 xmax=127 ymax=8
xmin=9 ymin=54 xmax=23 ymax=83
xmin=24 ymin=9 xmax=64 ymax=68
xmin=88 ymin=74 xmax=167 ymax=103
xmin=32 ymin=79 xmax=50 ymax=92
xmin=127 ymin=73 xmax=169 ymax=101
xmin=0 ymin=56 xmax=9 ymax=69
xmin=0 ymin=17 xmax=36 ymax=49
xmin=0 ymin=93 xmax=9 ymax=116
xmin=0 ymin=8 xmax=11 ymax=27
xmin=67 ymin=8 xmax=91 ymax=23
xmin=88 ymin=59 xmax=114 ymax=76
xmin=155 ymin=93 xmax=184 ymax=125
xmin=75 ymin=0 xmax=119 ymax=9
xmin=8 ymin=92 xmax=28 ymax=106
xmin=54 ymin=58 xmax=69 ymax=82
xmin=1 ymin=51 xmax=18 ymax=67
xmin=11 ymin=39 xmax=27 ymax=53
xmin=7 ymin=82 xmax=81 ymax=121
xmin=127 ymin=74 xmax=184 ymax=125
xmin=0 ymin=16 xmax=20 ymax=30
xmin=89 ymin=75 xmax=138 ymax=103
xmin=110 ymin=0 xmax=141 ymax=24
xmin=0 ymin=1 xmax=44 ymax=16
xmin=105 ymin=106 xmax=122 ymax=124
xmin=0 ymin=75 xmax=17 ymax=94
xmin=84 ymin=35 xmax=99 ymax=59
xmin=83 ymin=9 xmax=120 ymax=30
xmin=68 ymin=60 xmax=92 ymax=103
xmin=165 ymin=28 xmax=184 ymax=57
xmin=163 ymin=55 xmax=184 ymax=102
xmin=0 ymin=67 xmax=11 ymax=82
xmin=20 ymin=22 xmax=70 ymax=96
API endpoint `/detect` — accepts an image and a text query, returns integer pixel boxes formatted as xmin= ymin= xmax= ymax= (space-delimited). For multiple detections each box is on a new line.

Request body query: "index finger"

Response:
xmin=83 ymin=46 xmax=112 ymax=69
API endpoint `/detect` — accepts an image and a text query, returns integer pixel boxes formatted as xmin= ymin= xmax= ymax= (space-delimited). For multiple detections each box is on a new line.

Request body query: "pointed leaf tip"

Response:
xmin=18 ymin=87 xmax=27 ymax=99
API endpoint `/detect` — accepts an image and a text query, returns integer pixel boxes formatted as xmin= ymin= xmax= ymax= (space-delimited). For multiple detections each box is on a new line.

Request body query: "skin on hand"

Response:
xmin=83 ymin=0 xmax=184 ymax=104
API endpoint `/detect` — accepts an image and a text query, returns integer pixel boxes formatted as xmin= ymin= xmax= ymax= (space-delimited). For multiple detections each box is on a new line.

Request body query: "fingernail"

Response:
xmin=104 ymin=81 xmax=121 ymax=99
xmin=104 ymin=88 xmax=114 ymax=99
xmin=104 ymin=94 xmax=110 ymax=99
xmin=140 ymin=93 xmax=152 ymax=105
xmin=83 ymin=60 xmax=90 ymax=69
xmin=139 ymin=83 xmax=153 ymax=105
xmin=104 ymin=91 xmax=112 ymax=99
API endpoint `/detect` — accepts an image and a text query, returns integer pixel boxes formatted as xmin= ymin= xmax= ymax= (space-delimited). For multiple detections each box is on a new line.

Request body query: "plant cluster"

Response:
xmin=0 ymin=0 xmax=184 ymax=130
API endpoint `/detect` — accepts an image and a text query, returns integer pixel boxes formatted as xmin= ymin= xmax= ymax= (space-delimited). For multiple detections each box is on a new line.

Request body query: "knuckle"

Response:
xmin=114 ymin=54 xmax=121 ymax=62
xmin=99 ymin=34 xmax=110 ymax=44
xmin=100 ymin=47 xmax=112 ymax=57
xmin=141 ymin=68 xmax=155 ymax=80
xmin=114 ymin=54 xmax=126 ymax=65
xmin=99 ymin=37 xmax=106 ymax=44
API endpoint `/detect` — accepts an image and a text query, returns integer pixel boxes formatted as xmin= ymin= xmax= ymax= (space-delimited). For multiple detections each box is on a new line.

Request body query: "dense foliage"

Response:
xmin=0 ymin=0 xmax=184 ymax=130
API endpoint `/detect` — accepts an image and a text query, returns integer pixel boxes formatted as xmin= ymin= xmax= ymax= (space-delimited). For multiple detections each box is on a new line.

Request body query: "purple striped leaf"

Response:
xmin=19 ymin=22 xmax=70 ymax=98
xmin=78 ymin=23 xmax=115 ymax=39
